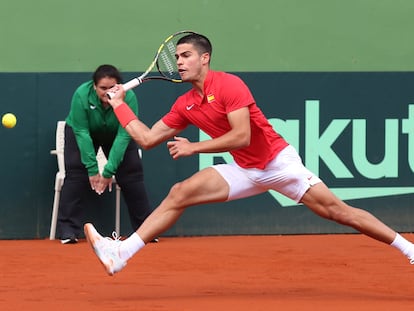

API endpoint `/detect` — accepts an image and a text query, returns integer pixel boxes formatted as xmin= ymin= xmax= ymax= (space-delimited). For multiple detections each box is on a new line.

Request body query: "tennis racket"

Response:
xmin=107 ymin=30 xmax=196 ymax=98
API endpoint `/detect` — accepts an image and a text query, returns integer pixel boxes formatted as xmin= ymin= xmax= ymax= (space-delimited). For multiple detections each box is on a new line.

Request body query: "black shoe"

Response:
xmin=61 ymin=234 xmax=78 ymax=244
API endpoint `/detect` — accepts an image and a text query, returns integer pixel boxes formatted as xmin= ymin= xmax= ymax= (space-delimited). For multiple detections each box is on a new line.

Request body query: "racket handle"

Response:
xmin=123 ymin=78 xmax=142 ymax=91
xmin=107 ymin=78 xmax=142 ymax=99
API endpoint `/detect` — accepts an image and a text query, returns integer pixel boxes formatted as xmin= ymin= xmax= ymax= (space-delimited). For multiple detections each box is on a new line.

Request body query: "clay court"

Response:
xmin=1 ymin=233 xmax=413 ymax=310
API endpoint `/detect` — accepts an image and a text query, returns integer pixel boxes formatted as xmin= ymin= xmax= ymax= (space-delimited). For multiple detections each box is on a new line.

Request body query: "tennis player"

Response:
xmin=84 ymin=33 xmax=414 ymax=275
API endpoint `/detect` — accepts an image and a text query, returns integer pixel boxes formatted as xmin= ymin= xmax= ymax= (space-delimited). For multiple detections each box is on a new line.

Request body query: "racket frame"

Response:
xmin=107 ymin=30 xmax=196 ymax=98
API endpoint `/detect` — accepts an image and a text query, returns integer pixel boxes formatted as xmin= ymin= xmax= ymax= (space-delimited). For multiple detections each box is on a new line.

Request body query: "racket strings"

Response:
xmin=157 ymin=37 xmax=186 ymax=81
xmin=159 ymin=50 xmax=175 ymax=77
xmin=157 ymin=51 xmax=179 ymax=79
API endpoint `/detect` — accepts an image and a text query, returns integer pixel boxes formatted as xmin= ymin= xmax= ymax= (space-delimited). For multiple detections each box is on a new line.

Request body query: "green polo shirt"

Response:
xmin=65 ymin=80 xmax=138 ymax=178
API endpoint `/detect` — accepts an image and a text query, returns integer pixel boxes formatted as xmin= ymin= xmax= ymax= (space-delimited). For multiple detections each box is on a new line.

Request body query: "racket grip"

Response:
xmin=107 ymin=78 xmax=142 ymax=99
xmin=123 ymin=78 xmax=142 ymax=91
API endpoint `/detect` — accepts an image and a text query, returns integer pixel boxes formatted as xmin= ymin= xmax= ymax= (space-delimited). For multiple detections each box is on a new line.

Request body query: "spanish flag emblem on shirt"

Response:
xmin=207 ymin=94 xmax=215 ymax=103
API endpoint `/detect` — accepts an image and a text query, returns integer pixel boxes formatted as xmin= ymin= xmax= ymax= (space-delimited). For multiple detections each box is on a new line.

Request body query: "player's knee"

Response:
xmin=167 ymin=182 xmax=190 ymax=207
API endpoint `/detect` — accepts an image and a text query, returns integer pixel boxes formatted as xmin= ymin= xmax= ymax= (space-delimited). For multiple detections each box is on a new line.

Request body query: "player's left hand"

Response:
xmin=167 ymin=136 xmax=194 ymax=159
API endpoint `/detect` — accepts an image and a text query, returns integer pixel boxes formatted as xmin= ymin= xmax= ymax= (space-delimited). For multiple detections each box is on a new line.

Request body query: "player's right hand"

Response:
xmin=107 ymin=84 xmax=126 ymax=109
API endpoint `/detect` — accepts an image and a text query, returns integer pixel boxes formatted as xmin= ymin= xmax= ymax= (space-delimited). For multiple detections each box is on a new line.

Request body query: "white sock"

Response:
xmin=391 ymin=233 xmax=414 ymax=259
xmin=119 ymin=232 xmax=145 ymax=261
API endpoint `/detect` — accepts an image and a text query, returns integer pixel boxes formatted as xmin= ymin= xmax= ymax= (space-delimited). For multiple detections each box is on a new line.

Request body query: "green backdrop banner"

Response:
xmin=0 ymin=72 xmax=413 ymax=238
xmin=1 ymin=0 xmax=414 ymax=72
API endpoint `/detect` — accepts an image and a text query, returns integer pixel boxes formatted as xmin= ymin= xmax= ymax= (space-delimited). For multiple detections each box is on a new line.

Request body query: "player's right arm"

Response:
xmin=107 ymin=84 xmax=180 ymax=149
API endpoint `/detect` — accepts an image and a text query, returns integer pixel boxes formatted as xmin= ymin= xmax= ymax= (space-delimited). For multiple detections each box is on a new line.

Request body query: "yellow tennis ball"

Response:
xmin=2 ymin=113 xmax=17 ymax=128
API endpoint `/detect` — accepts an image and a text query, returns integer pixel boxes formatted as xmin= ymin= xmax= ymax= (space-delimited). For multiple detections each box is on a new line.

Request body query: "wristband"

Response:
xmin=114 ymin=103 xmax=138 ymax=128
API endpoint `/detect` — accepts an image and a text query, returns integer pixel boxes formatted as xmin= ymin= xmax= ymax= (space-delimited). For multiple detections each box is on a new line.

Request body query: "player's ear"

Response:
xmin=201 ymin=53 xmax=210 ymax=65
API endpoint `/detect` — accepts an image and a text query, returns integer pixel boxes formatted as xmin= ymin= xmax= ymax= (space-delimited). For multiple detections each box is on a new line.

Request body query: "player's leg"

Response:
xmin=300 ymin=183 xmax=414 ymax=262
xmin=300 ymin=183 xmax=396 ymax=243
xmin=133 ymin=161 xmax=269 ymax=243
xmin=135 ymin=166 xmax=230 ymax=242
xmin=84 ymin=166 xmax=231 ymax=275
xmin=261 ymin=145 xmax=414 ymax=263
xmin=261 ymin=145 xmax=397 ymax=244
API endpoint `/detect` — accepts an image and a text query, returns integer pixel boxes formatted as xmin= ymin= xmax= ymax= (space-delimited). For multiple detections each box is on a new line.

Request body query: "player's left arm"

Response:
xmin=167 ymin=106 xmax=251 ymax=159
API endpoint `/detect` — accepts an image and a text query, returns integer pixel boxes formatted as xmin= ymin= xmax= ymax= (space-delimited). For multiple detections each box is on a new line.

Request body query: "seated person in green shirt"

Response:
xmin=57 ymin=64 xmax=155 ymax=244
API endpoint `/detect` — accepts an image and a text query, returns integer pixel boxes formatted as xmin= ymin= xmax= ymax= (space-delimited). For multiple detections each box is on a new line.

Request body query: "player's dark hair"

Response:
xmin=177 ymin=33 xmax=212 ymax=58
xmin=92 ymin=64 xmax=123 ymax=84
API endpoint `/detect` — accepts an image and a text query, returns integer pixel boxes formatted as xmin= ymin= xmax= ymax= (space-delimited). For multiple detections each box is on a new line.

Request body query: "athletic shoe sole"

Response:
xmin=84 ymin=223 xmax=114 ymax=275
xmin=84 ymin=223 xmax=127 ymax=276
xmin=61 ymin=238 xmax=78 ymax=244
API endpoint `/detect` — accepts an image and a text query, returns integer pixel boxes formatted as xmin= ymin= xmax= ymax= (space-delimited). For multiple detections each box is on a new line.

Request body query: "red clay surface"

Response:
xmin=1 ymin=234 xmax=413 ymax=311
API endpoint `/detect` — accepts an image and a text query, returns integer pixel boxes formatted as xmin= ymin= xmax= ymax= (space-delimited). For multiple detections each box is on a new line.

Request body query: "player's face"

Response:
xmin=175 ymin=43 xmax=209 ymax=82
xmin=94 ymin=77 xmax=118 ymax=105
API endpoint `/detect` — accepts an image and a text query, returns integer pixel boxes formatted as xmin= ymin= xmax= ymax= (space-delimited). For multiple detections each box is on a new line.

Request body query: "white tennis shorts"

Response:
xmin=211 ymin=145 xmax=321 ymax=203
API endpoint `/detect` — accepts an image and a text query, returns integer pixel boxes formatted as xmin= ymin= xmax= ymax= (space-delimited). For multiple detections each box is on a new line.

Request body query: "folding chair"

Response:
xmin=49 ymin=121 xmax=121 ymax=240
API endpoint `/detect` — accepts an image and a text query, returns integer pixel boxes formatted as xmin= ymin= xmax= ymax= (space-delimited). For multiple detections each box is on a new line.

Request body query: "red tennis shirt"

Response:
xmin=162 ymin=70 xmax=288 ymax=169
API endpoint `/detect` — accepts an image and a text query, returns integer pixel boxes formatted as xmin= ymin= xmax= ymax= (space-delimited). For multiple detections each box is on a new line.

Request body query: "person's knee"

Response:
xmin=167 ymin=181 xmax=191 ymax=207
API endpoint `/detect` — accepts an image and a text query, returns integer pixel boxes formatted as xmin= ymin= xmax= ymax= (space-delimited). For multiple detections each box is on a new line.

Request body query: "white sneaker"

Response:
xmin=84 ymin=223 xmax=126 ymax=276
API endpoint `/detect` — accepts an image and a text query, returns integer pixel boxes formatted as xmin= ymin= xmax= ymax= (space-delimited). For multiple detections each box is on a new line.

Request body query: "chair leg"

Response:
xmin=49 ymin=190 xmax=61 ymax=240
xmin=115 ymin=184 xmax=121 ymax=236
